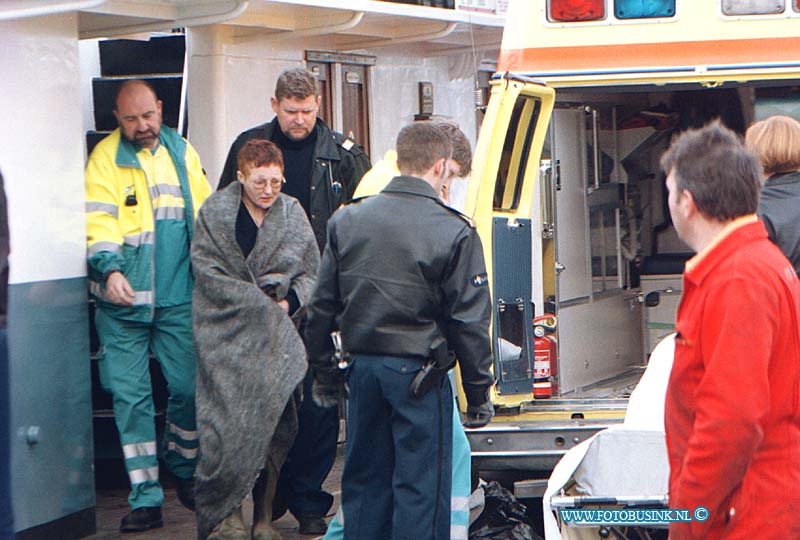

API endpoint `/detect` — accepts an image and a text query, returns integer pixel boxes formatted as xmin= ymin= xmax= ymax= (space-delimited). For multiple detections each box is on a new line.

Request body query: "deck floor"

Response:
xmin=85 ymin=447 xmax=343 ymax=540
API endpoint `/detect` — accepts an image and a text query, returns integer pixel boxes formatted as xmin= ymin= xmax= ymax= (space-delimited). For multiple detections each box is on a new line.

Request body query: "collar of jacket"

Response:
xmin=381 ymin=176 xmax=439 ymax=201
xmin=111 ymin=125 xmax=195 ymax=240
xmin=766 ymin=170 xmax=800 ymax=186
xmin=261 ymin=117 xmax=342 ymax=162
xmin=684 ymin=216 xmax=765 ymax=286
xmin=113 ymin=125 xmax=186 ymax=169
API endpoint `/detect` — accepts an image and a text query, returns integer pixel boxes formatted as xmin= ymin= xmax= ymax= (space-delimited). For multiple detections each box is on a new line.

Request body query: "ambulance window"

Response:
xmin=493 ymin=96 xmax=542 ymax=212
xmin=495 ymin=302 xmax=530 ymax=384
xmin=614 ymin=0 xmax=675 ymax=19
xmin=721 ymin=0 xmax=785 ymax=15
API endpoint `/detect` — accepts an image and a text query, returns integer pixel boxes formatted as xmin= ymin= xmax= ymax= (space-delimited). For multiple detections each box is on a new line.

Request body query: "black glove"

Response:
xmin=311 ymin=369 xmax=340 ymax=408
xmin=463 ymin=401 xmax=494 ymax=428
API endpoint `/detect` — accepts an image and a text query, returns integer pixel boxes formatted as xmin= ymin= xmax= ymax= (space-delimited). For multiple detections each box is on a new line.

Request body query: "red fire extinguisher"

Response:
xmin=533 ymin=314 xmax=558 ymax=398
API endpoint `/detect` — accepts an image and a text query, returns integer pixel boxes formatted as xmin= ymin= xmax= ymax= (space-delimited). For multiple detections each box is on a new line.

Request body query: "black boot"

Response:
xmin=297 ymin=514 xmax=328 ymax=535
xmin=120 ymin=506 xmax=163 ymax=533
xmin=175 ymin=476 xmax=196 ymax=511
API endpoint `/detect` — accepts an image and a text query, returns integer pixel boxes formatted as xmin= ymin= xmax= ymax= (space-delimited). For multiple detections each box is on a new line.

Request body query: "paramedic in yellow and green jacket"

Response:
xmin=85 ymin=80 xmax=211 ymax=533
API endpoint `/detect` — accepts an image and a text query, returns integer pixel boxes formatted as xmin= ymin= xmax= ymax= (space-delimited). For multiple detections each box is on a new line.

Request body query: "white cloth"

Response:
xmin=542 ymin=334 xmax=675 ymax=540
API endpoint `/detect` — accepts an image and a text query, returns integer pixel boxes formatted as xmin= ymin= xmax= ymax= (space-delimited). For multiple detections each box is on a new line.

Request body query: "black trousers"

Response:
xmin=275 ymin=369 xmax=338 ymax=518
xmin=342 ymin=355 xmax=452 ymax=540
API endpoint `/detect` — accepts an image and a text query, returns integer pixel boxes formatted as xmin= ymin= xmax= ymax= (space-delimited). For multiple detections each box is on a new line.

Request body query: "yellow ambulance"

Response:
xmin=465 ymin=0 xmax=800 ymax=488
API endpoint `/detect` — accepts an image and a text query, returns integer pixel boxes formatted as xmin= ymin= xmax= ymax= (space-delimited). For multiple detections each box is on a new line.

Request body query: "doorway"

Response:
xmin=307 ymin=51 xmax=374 ymax=158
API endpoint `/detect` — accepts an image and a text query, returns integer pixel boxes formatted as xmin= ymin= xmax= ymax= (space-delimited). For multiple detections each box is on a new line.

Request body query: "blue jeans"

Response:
xmin=342 ymin=355 xmax=453 ymax=540
xmin=325 ymin=371 xmax=471 ymax=540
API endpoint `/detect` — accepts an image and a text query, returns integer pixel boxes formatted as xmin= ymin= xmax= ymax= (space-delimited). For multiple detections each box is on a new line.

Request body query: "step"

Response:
xmin=99 ymin=34 xmax=185 ymax=77
xmin=467 ymin=419 xmax=619 ymax=472
xmin=92 ymin=75 xmax=183 ymax=132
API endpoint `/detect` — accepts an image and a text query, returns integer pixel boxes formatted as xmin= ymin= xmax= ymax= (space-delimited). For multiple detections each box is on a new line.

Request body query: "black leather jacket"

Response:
xmin=305 ymin=176 xmax=494 ymax=406
xmin=218 ymin=118 xmax=371 ymax=250
xmin=759 ymin=170 xmax=800 ymax=276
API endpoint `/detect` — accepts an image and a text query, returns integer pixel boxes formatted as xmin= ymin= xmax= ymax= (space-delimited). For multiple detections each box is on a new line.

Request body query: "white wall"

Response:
xmin=187 ymin=27 xmax=314 ymax=185
xmin=79 ymin=38 xmax=102 ymax=136
xmin=186 ymin=26 xmax=479 ymax=185
xmin=368 ymin=53 xmax=478 ymax=161
xmin=0 ymin=13 xmax=87 ymax=284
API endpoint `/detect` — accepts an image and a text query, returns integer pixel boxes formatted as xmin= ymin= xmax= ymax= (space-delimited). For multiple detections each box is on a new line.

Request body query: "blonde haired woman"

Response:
xmin=745 ymin=115 xmax=800 ymax=276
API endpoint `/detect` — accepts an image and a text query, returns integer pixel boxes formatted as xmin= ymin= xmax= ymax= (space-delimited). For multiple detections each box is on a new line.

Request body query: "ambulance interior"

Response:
xmin=535 ymin=81 xmax=800 ymax=540
xmin=548 ymin=81 xmax=800 ymax=360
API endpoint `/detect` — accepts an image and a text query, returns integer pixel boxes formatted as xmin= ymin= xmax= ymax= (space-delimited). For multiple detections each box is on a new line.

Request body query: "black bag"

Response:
xmin=469 ymin=482 xmax=543 ymax=540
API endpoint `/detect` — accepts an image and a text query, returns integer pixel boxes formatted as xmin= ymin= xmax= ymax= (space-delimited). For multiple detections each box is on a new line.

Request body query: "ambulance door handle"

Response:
xmin=584 ymin=106 xmax=600 ymax=192
xmin=540 ymin=159 xmax=555 ymax=239
xmin=591 ymin=108 xmax=600 ymax=191
xmin=555 ymin=160 xmax=561 ymax=191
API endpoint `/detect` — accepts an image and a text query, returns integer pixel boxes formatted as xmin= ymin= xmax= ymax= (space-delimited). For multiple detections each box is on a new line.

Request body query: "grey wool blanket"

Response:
xmin=191 ymin=183 xmax=319 ymax=539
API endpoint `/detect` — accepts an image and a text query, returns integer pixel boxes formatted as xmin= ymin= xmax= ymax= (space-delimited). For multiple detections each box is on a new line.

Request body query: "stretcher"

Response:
xmin=542 ymin=335 xmax=675 ymax=540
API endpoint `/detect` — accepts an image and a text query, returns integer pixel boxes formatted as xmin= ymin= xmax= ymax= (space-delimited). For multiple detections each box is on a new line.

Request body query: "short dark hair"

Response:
xmin=237 ymin=139 xmax=284 ymax=175
xmin=396 ymin=122 xmax=452 ymax=177
xmin=433 ymin=120 xmax=472 ymax=177
xmin=274 ymin=67 xmax=319 ymax=102
xmin=660 ymin=120 xmax=761 ymax=221
xmin=114 ymin=79 xmax=158 ymax=111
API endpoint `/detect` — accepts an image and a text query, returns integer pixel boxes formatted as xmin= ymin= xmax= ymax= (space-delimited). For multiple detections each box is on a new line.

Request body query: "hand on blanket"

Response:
xmin=311 ymin=369 xmax=340 ymax=408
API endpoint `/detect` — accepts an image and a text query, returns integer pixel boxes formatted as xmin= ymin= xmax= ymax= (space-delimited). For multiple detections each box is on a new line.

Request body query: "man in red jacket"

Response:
xmin=661 ymin=121 xmax=800 ymax=540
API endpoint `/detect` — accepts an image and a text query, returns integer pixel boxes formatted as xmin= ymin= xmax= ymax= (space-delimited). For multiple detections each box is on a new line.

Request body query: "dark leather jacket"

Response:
xmin=305 ymin=176 xmax=494 ymax=406
xmin=759 ymin=170 xmax=800 ymax=276
xmin=218 ymin=118 xmax=371 ymax=250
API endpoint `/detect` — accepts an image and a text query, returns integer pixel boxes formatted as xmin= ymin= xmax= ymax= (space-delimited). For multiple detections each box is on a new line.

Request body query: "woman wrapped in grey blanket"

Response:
xmin=191 ymin=140 xmax=319 ymax=540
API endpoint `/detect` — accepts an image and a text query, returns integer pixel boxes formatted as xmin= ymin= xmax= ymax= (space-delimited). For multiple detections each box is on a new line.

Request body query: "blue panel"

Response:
xmin=9 ymin=278 xmax=94 ymax=532
xmin=614 ymin=0 xmax=676 ymax=18
xmin=492 ymin=217 xmax=535 ymax=395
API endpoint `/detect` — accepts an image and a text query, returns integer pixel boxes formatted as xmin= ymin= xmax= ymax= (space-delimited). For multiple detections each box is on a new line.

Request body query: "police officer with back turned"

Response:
xmin=305 ymin=122 xmax=494 ymax=540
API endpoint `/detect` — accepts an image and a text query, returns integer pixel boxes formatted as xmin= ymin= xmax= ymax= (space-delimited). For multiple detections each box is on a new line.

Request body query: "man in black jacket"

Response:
xmin=218 ymin=67 xmax=371 ymax=251
xmin=219 ymin=67 xmax=370 ymax=535
xmin=305 ymin=122 xmax=494 ymax=540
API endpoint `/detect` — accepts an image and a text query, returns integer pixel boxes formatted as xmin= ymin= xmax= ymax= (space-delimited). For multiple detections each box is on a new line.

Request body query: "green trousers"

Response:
xmin=95 ymin=302 xmax=198 ymax=509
